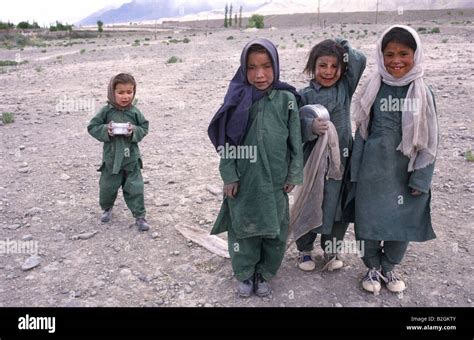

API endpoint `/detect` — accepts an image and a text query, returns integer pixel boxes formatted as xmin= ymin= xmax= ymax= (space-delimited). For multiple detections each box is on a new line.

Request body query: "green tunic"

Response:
xmin=298 ymin=38 xmax=366 ymax=234
xmin=88 ymin=104 xmax=149 ymax=217
xmin=211 ymin=89 xmax=304 ymax=239
xmin=351 ymin=83 xmax=437 ymax=242
xmin=87 ymin=104 xmax=149 ymax=174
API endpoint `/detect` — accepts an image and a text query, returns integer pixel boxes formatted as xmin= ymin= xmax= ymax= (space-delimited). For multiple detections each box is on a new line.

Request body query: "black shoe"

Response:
xmin=254 ymin=273 xmax=272 ymax=297
xmin=237 ymin=278 xmax=254 ymax=298
xmin=101 ymin=208 xmax=112 ymax=223
xmin=136 ymin=217 xmax=150 ymax=231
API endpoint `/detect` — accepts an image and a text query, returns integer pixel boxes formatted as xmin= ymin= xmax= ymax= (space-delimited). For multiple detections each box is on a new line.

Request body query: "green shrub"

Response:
xmin=80 ymin=49 xmax=86 ymax=54
xmin=182 ymin=37 xmax=190 ymax=43
xmin=227 ymin=36 xmax=234 ymax=40
xmin=0 ymin=60 xmax=18 ymax=66
xmin=0 ymin=21 xmax=15 ymax=29
xmin=247 ymin=14 xmax=264 ymax=29
xmin=2 ymin=112 xmax=15 ymax=124
xmin=466 ymin=150 xmax=474 ymax=162
xmin=17 ymin=21 xmax=40 ymax=29
xmin=166 ymin=56 xmax=182 ymax=64
xmin=431 ymin=27 xmax=440 ymax=33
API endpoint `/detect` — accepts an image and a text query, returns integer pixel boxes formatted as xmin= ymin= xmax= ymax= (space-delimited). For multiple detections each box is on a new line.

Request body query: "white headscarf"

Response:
xmin=353 ymin=25 xmax=438 ymax=172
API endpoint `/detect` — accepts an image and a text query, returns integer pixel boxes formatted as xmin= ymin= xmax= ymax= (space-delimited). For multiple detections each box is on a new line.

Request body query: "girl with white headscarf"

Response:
xmin=351 ymin=25 xmax=438 ymax=295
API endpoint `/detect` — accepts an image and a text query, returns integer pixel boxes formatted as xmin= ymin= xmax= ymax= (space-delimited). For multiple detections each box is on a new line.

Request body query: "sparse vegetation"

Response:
xmin=1 ymin=112 xmax=15 ymax=124
xmin=442 ymin=38 xmax=448 ymax=43
xmin=17 ymin=21 xmax=40 ymax=30
xmin=431 ymin=27 xmax=440 ymax=33
xmin=465 ymin=150 xmax=474 ymax=162
xmin=49 ymin=21 xmax=73 ymax=32
xmin=0 ymin=59 xmax=28 ymax=67
xmin=247 ymin=14 xmax=264 ymax=29
xmin=0 ymin=60 xmax=19 ymax=66
xmin=183 ymin=37 xmax=190 ymax=43
xmin=0 ymin=21 xmax=15 ymax=29
xmin=80 ymin=49 xmax=86 ymax=54
xmin=166 ymin=56 xmax=182 ymax=64
xmin=227 ymin=36 xmax=234 ymax=40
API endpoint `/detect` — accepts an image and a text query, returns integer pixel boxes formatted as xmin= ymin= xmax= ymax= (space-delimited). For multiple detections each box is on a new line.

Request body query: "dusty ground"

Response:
xmin=0 ymin=11 xmax=473 ymax=307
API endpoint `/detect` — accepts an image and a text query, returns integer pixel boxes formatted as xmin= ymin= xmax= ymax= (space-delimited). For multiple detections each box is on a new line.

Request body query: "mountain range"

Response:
xmin=77 ymin=0 xmax=474 ymax=26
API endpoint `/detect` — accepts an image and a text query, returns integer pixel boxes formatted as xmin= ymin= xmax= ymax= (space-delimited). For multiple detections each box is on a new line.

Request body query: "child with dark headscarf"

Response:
xmin=208 ymin=38 xmax=303 ymax=298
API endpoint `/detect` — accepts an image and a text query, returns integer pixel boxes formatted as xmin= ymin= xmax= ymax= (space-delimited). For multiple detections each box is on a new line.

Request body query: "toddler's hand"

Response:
xmin=312 ymin=118 xmax=328 ymax=136
xmin=411 ymin=189 xmax=422 ymax=196
xmin=108 ymin=121 xmax=114 ymax=137
xmin=126 ymin=122 xmax=134 ymax=136
xmin=224 ymin=181 xmax=239 ymax=199
xmin=284 ymin=183 xmax=295 ymax=193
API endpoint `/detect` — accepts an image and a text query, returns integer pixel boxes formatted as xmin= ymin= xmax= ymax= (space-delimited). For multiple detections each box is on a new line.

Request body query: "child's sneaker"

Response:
xmin=383 ymin=270 xmax=406 ymax=293
xmin=135 ymin=217 xmax=150 ymax=231
xmin=362 ymin=268 xmax=385 ymax=295
xmin=237 ymin=277 xmax=254 ymax=298
xmin=297 ymin=251 xmax=316 ymax=271
xmin=322 ymin=253 xmax=343 ymax=272
xmin=101 ymin=208 xmax=112 ymax=223
xmin=254 ymin=273 xmax=272 ymax=297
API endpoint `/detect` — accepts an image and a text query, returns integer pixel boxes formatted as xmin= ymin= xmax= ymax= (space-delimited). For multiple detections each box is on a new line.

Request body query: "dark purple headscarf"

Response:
xmin=207 ymin=38 xmax=300 ymax=150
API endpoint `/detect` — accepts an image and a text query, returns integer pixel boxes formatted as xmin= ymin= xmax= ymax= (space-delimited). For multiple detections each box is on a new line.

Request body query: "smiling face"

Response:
xmin=114 ymin=82 xmax=134 ymax=108
xmin=383 ymin=41 xmax=415 ymax=78
xmin=314 ymin=55 xmax=341 ymax=87
xmin=246 ymin=51 xmax=274 ymax=91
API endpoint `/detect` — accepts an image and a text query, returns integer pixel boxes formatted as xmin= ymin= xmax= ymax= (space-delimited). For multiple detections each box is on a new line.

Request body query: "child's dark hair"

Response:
xmin=246 ymin=44 xmax=271 ymax=64
xmin=381 ymin=27 xmax=417 ymax=52
xmin=112 ymin=73 xmax=136 ymax=90
xmin=304 ymin=39 xmax=347 ymax=79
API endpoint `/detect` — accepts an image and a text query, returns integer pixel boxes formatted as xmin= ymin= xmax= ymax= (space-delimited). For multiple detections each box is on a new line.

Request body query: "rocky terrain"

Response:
xmin=0 ymin=10 xmax=473 ymax=307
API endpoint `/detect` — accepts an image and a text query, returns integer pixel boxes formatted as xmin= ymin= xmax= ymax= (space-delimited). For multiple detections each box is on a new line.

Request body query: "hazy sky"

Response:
xmin=0 ymin=0 xmax=131 ymax=25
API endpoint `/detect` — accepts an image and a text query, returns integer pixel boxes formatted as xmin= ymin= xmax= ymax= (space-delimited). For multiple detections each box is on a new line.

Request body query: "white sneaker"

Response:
xmin=297 ymin=252 xmax=316 ymax=271
xmin=383 ymin=270 xmax=406 ymax=293
xmin=322 ymin=253 xmax=344 ymax=272
xmin=362 ymin=268 xmax=385 ymax=296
